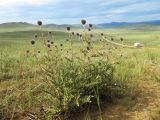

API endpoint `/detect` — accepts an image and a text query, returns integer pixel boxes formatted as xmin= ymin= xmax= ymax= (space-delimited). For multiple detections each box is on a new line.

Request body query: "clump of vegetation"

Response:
xmin=0 ymin=19 xmax=126 ymax=120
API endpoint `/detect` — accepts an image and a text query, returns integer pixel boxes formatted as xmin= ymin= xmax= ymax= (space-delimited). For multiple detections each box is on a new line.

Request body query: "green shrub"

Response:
xmin=40 ymin=53 xmax=114 ymax=118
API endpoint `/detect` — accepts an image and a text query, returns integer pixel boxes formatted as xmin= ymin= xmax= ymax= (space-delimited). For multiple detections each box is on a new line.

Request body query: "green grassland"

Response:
xmin=0 ymin=24 xmax=160 ymax=120
xmin=1 ymin=24 xmax=160 ymax=50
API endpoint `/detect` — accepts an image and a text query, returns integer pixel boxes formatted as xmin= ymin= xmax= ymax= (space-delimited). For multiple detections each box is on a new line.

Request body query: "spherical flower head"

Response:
xmin=38 ymin=51 xmax=40 ymax=53
xmin=49 ymin=31 xmax=52 ymax=35
xmin=90 ymin=34 xmax=93 ymax=38
xmin=72 ymin=32 xmax=74 ymax=35
xmin=79 ymin=34 xmax=82 ymax=37
xmin=77 ymin=33 xmax=80 ymax=36
xmin=86 ymin=46 xmax=90 ymax=51
xmin=81 ymin=19 xmax=86 ymax=25
xmin=31 ymin=40 xmax=35 ymax=45
xmin=51 ymin=41 xmax=54 ymax=44
xmin=26 ymin=50 xmax=30 ymax=53
xmin=47 ymin=44 xmax=51 ymax=48
xmin=34 ymin=34 xmax=38 ymax=38
xmin=120 ymin=38 xmax=124 ymax=41
xmin=60 ymin=43 xmax=63 ymax=47
xmin=88 ymin=28 xmax=91 ymax=31
xmin=89 ymin=24 xmax=93 ymax=28
xmin=88 ymin=42 xmax=91 ymax=45
xmin=111 ymin=38 xmax=114 ymax=41
xmin=37 ymin=21 xmax=42 ymax=26
xmin=101 ymin=33 xmax=104 ymax=36
xmin=67 ymin=27 xmax=71 ymax=31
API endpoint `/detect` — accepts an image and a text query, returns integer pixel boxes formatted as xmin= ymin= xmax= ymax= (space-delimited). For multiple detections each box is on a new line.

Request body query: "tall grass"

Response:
xmin=1 ymin=20 xmax=160 ymax=120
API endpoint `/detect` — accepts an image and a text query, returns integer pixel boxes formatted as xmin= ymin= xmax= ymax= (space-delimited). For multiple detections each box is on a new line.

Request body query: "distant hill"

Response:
xmin=1 ymin=20 xmax=160 ymax=30
xmin=97 ymin=20 xmax=160 ymax=28
xmin=44 ymin=24 xmax=76 ymax=28
xmin=0 ymin=22 xmax=35 ymax=28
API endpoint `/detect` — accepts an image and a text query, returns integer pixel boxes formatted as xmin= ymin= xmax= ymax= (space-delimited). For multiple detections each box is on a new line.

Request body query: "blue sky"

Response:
xmin=0 ymin=0 xmax=160 ymax=24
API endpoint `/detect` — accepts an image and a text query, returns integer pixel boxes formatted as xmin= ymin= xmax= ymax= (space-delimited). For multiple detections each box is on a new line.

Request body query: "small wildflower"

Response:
xmin=81 ymin=19 xmax=86 ymax=25
xmin=67 ymin=27 xmax=71 ymax=31
xmin=37 ymin=21 xmax=42 ymax=26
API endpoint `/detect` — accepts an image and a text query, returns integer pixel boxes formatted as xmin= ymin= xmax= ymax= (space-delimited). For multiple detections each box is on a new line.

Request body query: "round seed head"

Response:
xmin=49 ymin=31 xmax=52 ymax=35
xmin=86 ymin=46 xmax=90 ymax=51
xmin=34 ymin=34 xmax=38 ymax=38
xmin=66 ymin=39 xmax=69 ymax=41
xmin=31 ymin=40 xmax=35 ymax=45
xmin=51 ymin=41 xmax=54 ymax=44
xmin=60 ymin=43 xmax=63 ymax=47
xmin=111 ymin=38 xmax=114 ymax=41
xmin=120 ymin=38 xmax=124 ymax=41
xmin=47 ymin=40 xmax=50 ymax=43
xmin=76 ymin=33 xmax=79 ymax=36
xmin=37 ymin=21 xmax=42 ymax=26
xmin=101 ymin=33 xmax=104 ymax=36
xmin=79 ymin=34 xmax=82 ymax=38
xmin=89 ymin=24 xmax=93 ymax=28
xmin=71 ymin=32 xmax=74 ymax=35
xmin=67 ymin=27 xmax=71 ymax=31
xmin=38 ymin=51 xmax=40 ymax=53
xmin=26 ymin=50 xmax=30 ymax=53
xmin=88 ymin=28 xmax=91 ymax=31
xmin=47 ymin=44 xmax=51 ymax=48
xmin=90 ymin=34 xmax=93 ymax=38
xmin=81 ymin=19 xmax=86 ymax=25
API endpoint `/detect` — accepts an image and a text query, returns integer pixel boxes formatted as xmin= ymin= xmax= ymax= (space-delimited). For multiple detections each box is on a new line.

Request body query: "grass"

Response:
xmin=0 ymin=22 xmax=160 ymax=120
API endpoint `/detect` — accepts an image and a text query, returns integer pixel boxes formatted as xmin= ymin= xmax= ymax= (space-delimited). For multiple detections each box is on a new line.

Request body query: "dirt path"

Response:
xmin=98 ymin=80 xmax=160 ymax=120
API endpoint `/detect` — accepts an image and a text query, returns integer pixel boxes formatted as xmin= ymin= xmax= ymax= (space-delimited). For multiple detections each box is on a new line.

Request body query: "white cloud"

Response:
xmin=0 ymin=0 xmax=53 ymax=7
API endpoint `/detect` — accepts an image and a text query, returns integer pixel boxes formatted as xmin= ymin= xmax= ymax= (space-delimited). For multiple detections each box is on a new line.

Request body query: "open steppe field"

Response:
xmin=0 ymin=24 xmax=160 ymax=120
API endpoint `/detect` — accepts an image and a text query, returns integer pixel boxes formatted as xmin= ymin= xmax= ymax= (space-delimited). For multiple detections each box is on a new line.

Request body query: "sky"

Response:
xmin=0 ymin=0 xmax=160 ymax=24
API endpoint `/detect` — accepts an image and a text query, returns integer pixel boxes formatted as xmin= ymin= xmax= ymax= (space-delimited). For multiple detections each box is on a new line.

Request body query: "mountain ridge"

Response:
xmin=0 ymin=20 xmax=160 ymax=28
